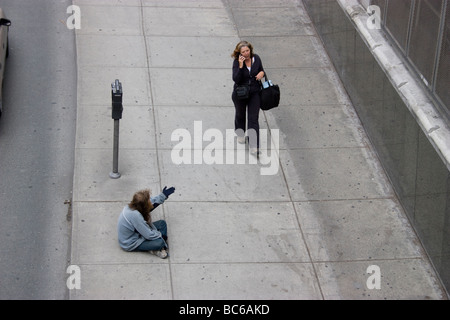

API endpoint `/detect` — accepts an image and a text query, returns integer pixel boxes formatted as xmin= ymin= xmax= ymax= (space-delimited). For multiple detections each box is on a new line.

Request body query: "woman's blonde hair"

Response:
xmin=231 ymin=40 xmax=254 ymax=60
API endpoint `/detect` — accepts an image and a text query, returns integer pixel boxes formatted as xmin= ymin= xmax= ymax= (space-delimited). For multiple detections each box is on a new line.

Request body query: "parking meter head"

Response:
xmin=111 ymin=79 xmax=123 ymax=120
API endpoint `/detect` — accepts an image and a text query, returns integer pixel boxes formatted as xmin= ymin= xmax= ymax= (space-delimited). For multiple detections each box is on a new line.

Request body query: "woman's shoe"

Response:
xmin=250 ymin=148 xmax=261 ymax=157
xmin=237 ymin=136 xmax=246 ymax=144
xmin=150 ymin=249 xmax=168 ymax=259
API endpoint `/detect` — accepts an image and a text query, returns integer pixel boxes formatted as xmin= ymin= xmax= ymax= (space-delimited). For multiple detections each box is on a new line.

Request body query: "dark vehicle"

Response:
xmin=0 ymin=8 xmax=11 ymax=118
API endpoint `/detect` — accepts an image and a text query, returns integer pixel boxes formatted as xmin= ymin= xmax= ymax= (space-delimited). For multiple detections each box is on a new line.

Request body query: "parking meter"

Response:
xmin=110 ymin=79 xmax=122 ymax=179
xmin=111 ymin=79 xmax=123 ymax=120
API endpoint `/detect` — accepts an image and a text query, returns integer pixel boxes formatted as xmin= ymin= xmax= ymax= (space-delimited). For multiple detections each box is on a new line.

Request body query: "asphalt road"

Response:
xmin=0 ymin=0 xmax=77 ymax=299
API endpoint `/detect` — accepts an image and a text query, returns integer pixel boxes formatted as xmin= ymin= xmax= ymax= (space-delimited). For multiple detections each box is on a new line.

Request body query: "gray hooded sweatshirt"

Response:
xmin=117 ymin=192 xmax=167 ymax=251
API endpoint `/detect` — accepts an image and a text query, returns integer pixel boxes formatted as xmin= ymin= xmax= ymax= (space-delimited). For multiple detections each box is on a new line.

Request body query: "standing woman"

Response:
xmin=231 ymin=41 xmax=265 ymax=156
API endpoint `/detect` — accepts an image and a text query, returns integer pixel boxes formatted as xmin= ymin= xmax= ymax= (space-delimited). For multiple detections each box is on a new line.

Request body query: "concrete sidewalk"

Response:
xmin=69 ymin=0 xmax=446 ymax=299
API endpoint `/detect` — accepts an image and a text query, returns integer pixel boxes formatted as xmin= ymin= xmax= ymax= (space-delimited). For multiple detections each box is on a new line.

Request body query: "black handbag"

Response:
xmin=260 ymin=74 xmax=280 ymax=110
xmin=235 ymin=84 xmax=250 ymax=100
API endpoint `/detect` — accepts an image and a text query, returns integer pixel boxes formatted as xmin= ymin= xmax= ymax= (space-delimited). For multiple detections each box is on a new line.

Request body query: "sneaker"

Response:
xmin=237 ymin=136 xmax=246 ymax=144
xmin=150 ymin=249 xmax=168 ymax=259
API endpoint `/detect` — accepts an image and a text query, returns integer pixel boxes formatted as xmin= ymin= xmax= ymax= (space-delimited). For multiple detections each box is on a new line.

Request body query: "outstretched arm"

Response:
xmin=150 ymin=186 xmax=176 ymax=211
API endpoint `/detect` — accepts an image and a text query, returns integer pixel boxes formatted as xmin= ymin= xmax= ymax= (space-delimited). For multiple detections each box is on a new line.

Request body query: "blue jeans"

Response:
xmin=134 ymin=220 xmax=168 ymax=252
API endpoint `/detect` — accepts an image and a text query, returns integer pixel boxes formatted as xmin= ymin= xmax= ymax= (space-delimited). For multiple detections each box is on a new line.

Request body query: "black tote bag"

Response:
xmin=260 ymin=74 xmax=280 ymax=111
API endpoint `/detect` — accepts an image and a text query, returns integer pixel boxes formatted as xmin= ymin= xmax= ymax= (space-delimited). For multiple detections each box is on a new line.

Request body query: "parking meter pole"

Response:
xmin=109 ymin=79 xmax=123 ymax=179
xmin=110 ymin=119 xmax=121 ymax=179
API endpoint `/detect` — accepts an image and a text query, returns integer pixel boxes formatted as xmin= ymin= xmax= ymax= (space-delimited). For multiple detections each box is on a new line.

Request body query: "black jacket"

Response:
xmin=232 ymin=54 xmax=265 ymax=94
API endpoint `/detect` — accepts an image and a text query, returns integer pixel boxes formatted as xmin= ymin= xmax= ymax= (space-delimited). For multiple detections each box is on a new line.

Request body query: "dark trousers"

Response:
xmin=232 ymin=90 xmax=261 ymax=149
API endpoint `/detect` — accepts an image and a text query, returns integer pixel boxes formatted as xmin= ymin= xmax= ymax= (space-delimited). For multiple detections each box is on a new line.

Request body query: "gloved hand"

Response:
xmin=162 ymin=186 xmax=175 ymax=198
